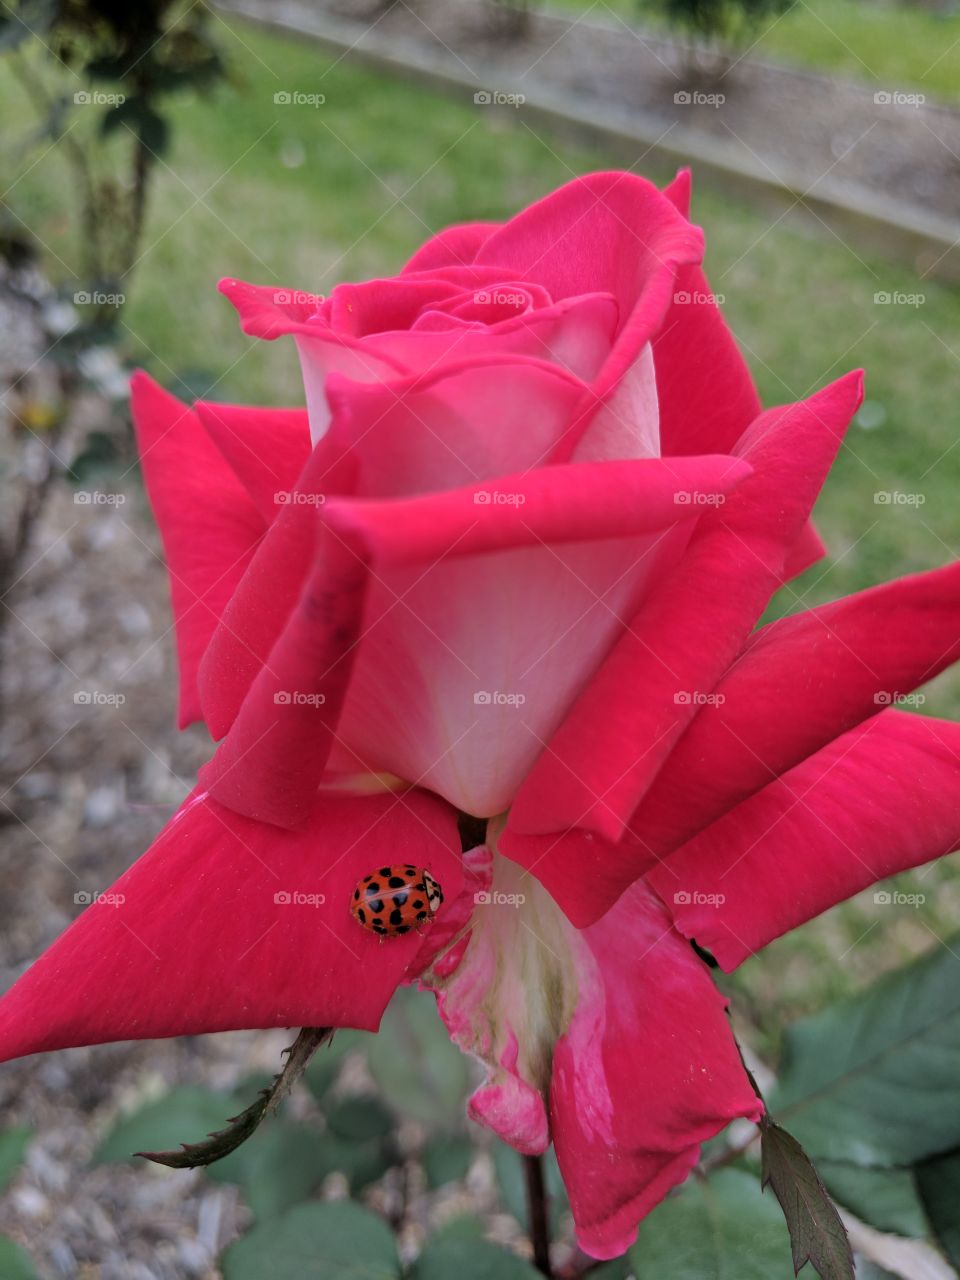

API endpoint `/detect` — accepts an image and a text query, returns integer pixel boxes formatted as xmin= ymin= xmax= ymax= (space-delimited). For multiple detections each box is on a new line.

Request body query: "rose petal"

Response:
xmin=552 ymin=881 xmax=762 ymax=1258
xmin=131 ymin=373 xmax=265 ymax=728
xmin=633 ymin=559 xmax=960 ymax=858
xmin=647 ymin=710 xmax=960 ymax=969
xmin=193 ymin=402 xmax=311 ymax=523
xmin=0 ymin=788 xmax=463 ymax=1061
xmin=506 ymin=371 xmax=863 ymax=870
xmin=402 ymin=221 xmax=500 ymax=272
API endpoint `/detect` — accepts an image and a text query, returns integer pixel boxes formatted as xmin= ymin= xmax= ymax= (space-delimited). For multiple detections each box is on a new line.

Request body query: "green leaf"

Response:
xmin=429 ymin=1215 xmax=487 ymax=1244
xmin=422 ymin=1135 xmax=473 ymax=1188
xmin=916 ymin=1149 xmax=960 ymax=1267
xmin=206 ymin=1121 xmax=329 ymax=1219
xmin=138 ymin=1028 xmax=331 ymax=1169
xmin=94 ymin=1087 xmax=241 ymax=1165
xmin=0 ymin=1129 xmax=31 ymax=1194
xmin=760 ymin=1119 xmax=853 ymax=1280
xmin=772 ymin=937 xmax=960 ymax=1165
xmin=222 ymin=1201 xmax=400 ymax=1279
xmin=628 ymin=1169 xmax=795 ymax=1279
xmin=325 ymin=1094 xmax=394 ymax=1143
xmin=0 ymin=1237 xmax=36 ymax=1280
xmin=817 ymin=1161 xmax=929 ymax=1238
xmin=368 ymin=987 xmax=469 ymax=1129
xmin=414 ymin=1237 xmax=540 ymax=1280
xmin=314 ymin=1132 xmax=392 ymax=1193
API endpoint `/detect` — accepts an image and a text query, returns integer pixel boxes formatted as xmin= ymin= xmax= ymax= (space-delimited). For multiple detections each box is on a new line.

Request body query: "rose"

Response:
xmin=2 ymin=171 xmax=960 ymax=1262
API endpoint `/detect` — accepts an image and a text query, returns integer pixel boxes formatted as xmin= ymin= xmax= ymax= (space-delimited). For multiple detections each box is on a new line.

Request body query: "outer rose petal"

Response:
xmin=506 ymin=371 xmax=863 ymax=870
xmin=421 ymin=851 xmax=760 ymax=1258
xmin=648 ymin=711 xmax=960 ymax=969
xmin=402 ymin=221 xmax=499 ymax=272
xmin=131 ymin=373 xmax=265 ymax=729
xmin=659 ymin=168 xmax=825 ymax=577
xmin=193 ymin=401 xmax=311 ymax=523
xmin=0 ymin=788 xmax=464 ymax=1062
xmin=632 ymin=559 xmax=960 ymax=858
xmin=552 ymin=882 xmax=762 ymax=1258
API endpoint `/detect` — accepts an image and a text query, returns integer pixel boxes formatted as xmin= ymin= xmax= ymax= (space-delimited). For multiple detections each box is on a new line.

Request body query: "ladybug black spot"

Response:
xmin=389 ymin=909 xmax=404 ymax=926
xmin=388 ymin=876 xmax=406 ymax=888
xmin=368 ymin=898 xmax=384 ymax=914
xmin=357 ymin=908 xmax=366 ymax=924
xmin=367 ymin=881 xmax=380 ymax=894
xmin=405 ymin=866 xmax=415 ymax=875
xmin=416 ymin=911 xmax=428 ymax=922
xmin=353 ymin=888 xmax=360 ymax=900
xmin=395 ymin=924 xmax=411 ymax=934
xmin=379 ymin=866 xmax=391 ymax=877
xmin=392 ymin=890 xmax=409 ymax=908
xmin=412 ymin=899 xmax=424 ymax=910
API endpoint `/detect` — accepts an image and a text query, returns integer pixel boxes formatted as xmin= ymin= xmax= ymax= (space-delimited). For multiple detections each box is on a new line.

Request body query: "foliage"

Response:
xmin=0 ymin=0 xmax=226 ymax=324
xmin=636 ymin=0 xmax=794 ymax=53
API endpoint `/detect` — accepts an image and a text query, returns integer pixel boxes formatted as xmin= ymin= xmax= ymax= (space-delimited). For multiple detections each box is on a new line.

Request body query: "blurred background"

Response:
xmin=0 ymin=0 xmax=959 ymax=1276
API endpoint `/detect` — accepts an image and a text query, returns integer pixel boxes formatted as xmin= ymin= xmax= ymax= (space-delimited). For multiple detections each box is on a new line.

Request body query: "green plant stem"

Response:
xmin=524 ymin=1152 xmax=553 ymax=1277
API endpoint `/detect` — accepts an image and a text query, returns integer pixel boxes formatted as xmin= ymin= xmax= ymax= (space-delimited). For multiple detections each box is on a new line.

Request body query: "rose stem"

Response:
xmin=523 ymin=1152 xmax=553 ymax=1277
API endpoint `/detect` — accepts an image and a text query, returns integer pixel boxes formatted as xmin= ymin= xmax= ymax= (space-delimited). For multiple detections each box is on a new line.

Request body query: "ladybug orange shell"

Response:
xmin=350 ymin=865 xmax=444 ymax=937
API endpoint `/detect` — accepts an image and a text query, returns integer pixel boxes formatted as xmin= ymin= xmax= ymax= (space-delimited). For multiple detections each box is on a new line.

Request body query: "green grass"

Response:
xmin=2 ymin=15 xmax=960 ymax=1027
xmin=554 ymin=0 xmax=960 ymax=104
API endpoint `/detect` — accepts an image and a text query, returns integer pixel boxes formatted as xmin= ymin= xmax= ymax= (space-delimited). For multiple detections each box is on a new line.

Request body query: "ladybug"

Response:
xmin=350 ymin=865 xmax=444 ymax=937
